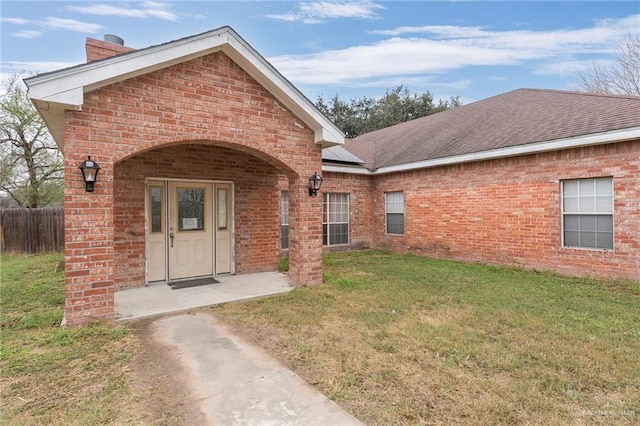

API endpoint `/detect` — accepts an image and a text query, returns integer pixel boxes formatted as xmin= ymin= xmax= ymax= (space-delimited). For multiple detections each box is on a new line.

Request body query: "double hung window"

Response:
xmin=385 ymin=191 xmax=404 ymax=235
xmin=562 ymin=177 xmax=613 ymax=250
xmin=323 ymin=193 xmax=349 ymax=246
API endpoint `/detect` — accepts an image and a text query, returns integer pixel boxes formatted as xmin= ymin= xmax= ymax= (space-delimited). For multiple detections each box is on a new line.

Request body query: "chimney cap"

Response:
xmin=103 ymin=34 xmax=124 ymax=46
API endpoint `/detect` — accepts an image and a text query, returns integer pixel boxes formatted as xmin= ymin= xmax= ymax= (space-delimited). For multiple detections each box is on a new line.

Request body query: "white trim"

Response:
xmin=322 ymin=192 xmax=350 ymax=247
xmin=560 ymin=176 xmax=614 ymax=251
xmin=26 ymin=27 xmax=344 ymax=149
xmin=143 ymin=177 xmax=236 ymax=283
xmin=322 ymin=128 xmax=639 ymax=176
xmin=384 ymin=191 xmax=405 ymax=236
xmin=322 ymin=164 xmax=373 ymax=175
xmin=374 ymin=127 xmax=640 ymax=175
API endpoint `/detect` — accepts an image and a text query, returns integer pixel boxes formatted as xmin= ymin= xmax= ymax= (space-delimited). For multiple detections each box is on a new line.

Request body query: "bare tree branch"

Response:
xmin=573 ymin=33 xmax=640 ymax=96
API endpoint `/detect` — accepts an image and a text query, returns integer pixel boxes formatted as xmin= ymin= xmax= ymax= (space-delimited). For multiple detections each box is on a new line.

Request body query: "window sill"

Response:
xmin=561 ymin=245 xmax=614 ymax=253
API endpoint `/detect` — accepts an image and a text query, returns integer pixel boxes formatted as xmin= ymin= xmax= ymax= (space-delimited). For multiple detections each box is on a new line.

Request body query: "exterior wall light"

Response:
xmin=79 ymin=156 xmax=100 ymax=192
xmin=308 ymin=172 xmax=323 ymax=196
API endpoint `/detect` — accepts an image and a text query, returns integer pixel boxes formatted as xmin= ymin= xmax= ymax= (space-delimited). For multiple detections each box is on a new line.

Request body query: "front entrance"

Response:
xmin=146 ymin=179 xmax=233 ymax=283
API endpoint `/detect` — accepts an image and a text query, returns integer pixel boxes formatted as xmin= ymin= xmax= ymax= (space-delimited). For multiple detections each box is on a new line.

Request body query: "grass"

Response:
xmin=214 ymin=250 xmax=640 ymax=425
xmin=0 ymin=252 xmax=143 ymax=425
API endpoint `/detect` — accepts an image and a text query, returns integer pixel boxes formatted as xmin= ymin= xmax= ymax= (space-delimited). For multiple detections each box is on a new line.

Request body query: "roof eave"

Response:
xmin=372 ymin=127 xmax=640 ymax=175
xmin=25 ymin=27 xmax=344 ymax=149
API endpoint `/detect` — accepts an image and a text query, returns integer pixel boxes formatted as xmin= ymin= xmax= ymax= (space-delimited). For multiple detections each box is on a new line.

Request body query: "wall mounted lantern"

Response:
xmin=308 ymin=172 xmax=323 ymax=196
xmin=79 ymin=156 xmax=100 ymax=192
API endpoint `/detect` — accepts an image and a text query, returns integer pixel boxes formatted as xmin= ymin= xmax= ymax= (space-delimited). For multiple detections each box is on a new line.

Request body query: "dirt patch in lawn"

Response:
xmin=129 ymin=318 xmax=207 ymax=426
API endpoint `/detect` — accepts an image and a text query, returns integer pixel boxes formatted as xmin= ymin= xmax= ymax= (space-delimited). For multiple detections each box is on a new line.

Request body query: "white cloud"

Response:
xmin=268 ymin=14 xmax=640 ymax=87
xmin=11 ymin=30 xmax=42 ymax=39
xmin=41 ymin=17 xmax=103 ymax=33
xmin=1 ymin=17 xmax=32 ymax=25
xmin=67 ymin=1 xmax=179 ymax=22
xmin=267 ymin=1 xmax=384 ymax=24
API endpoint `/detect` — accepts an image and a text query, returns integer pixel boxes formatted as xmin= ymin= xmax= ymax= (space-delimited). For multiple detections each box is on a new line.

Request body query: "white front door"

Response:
xmin=168 ymin=181 xmax=214 ymax=281
xmin=146 ymin=180 xmax=233 ymax=283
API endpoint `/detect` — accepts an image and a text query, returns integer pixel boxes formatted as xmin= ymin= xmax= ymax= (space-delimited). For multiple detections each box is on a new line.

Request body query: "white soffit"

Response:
xmin=25 ymin=26 xmax=344 ymax=149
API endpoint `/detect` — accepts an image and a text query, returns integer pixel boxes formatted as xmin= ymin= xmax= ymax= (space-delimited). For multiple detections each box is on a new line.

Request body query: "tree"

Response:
xmin=573 ymin=33 xmax=640 ymax=96
xmin=316 ymin=85 xmax=461 ymax=138
xmin=0 ymin=75 xmax=63 ymax=208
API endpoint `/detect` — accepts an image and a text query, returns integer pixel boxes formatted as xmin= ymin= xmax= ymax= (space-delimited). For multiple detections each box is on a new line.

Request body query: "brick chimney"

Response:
xmin=86 ymin=34 xmax=135 ymax=62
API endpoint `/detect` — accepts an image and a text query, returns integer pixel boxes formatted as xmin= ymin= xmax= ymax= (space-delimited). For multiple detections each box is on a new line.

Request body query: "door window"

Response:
xmin=177 ymin=188 xmax=205 ymax=231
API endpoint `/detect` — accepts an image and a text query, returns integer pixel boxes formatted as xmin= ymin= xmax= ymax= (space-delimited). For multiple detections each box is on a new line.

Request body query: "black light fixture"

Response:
xmin=79 ymin=156 xmax=100 ymax=192
xmin=308 ymin=172 xmax=323 ymax=196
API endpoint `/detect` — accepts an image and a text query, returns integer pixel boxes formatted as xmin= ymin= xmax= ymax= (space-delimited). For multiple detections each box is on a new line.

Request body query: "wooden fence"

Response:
xmin=0 ymin=208 xmax=64 ymax=253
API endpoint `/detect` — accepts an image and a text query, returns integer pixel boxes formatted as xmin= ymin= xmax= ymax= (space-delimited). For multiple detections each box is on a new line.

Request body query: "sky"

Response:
xmin=1 ymin=1 xmax=639 ymax=105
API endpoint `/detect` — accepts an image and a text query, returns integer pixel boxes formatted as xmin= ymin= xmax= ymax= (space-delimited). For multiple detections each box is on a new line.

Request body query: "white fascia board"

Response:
xmin=223 ymin=36 xmax=344 ymax=146
xmin=373 ymin=127 xmax=640 ymax=175
xmin=322 ymin=164 xmax=373 ymax=175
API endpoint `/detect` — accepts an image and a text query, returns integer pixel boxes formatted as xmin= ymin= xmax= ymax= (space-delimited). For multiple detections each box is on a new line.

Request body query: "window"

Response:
xmin=385 ymin=191 xmax=404 ymax=235
xmin=323 ymin=193 xmax=349 ymax=246
xmin=281 ymin=191 xmax=289 ymax=249
xmin=562 ymin=177 xmax=613 ymax=250
xmin=149 ymin=185 xmax=163 ymax=233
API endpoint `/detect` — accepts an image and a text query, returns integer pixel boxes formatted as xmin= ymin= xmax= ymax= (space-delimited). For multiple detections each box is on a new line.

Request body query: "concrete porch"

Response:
xmin=115 ymin=271 xmax=292 ymax=322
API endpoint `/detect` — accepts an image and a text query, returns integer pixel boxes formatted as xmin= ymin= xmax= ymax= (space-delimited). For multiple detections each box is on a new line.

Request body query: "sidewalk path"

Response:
xmin=150 ymin=311 xmax=365 ymax=425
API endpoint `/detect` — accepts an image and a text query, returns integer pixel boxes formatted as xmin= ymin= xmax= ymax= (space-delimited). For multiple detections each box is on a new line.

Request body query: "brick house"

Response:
xmin=321 ymin=89 xmax=640 ymax=282
xmin=26 ymin=27 xmax=639 ymax=326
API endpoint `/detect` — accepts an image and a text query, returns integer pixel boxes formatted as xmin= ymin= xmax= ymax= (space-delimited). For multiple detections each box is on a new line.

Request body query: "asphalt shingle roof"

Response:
xmin=343 ymin=88 xmax=640 ymax=170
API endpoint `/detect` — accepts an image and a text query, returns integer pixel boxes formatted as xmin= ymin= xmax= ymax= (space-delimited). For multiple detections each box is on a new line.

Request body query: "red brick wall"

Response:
xmin=321 ymin=172 xmax=374 ymax=250
xmin=279 ymin=172 xmax=374 ymax=251
xmin=63 ymin=51 xmax=323 ymax=325
xmin=368 ymin=140 xmax=640 ymax=281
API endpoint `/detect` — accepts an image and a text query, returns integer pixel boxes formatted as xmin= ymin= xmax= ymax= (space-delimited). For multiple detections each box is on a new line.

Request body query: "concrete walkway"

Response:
xmin=115 ymin=271 xmax=293 ymax=322
xmin=117 ymin=272 xmax=364 ymax=425
xmin=151 ymin=312 xmax=365 ymax=425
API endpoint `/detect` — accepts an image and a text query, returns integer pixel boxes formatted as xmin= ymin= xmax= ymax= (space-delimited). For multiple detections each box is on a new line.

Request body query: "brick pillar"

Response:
xmin=63 ymin=154 xmax=115 ymax=326
xmin=288 ymin=175 xmax=323 ymax=286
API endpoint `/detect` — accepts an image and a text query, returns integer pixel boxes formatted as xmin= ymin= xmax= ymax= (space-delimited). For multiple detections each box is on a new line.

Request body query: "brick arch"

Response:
xmin=112 ymin=138 xmax=301 ymax=179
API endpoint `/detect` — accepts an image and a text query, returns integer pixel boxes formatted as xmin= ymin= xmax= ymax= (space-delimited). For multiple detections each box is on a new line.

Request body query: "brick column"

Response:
xmin=63 ymin=154 xmax=115 ymax=326
xmin=288 ymin=175 xmax=323 ymax=286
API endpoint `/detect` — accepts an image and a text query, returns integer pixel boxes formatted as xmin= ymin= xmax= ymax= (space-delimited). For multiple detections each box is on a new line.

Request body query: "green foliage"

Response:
xmin=277 ymin=256 xmax=289 ymax=272
xmin=316 ymin=85 xmax=462 ymax=137
xmin=0 ymin=75 xmax=63 ymax=207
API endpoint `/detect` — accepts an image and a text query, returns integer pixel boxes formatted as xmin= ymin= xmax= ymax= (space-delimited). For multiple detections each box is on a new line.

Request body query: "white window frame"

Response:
xmin=561 ymin=177 xmax=614 ymax=250
xmin=385 ymin=191 xmax=404 ymax=235
xmin=323 ymin=193 xmax=350 ymax=246
xmin=281 ymin=191 xmax=289 ymax=249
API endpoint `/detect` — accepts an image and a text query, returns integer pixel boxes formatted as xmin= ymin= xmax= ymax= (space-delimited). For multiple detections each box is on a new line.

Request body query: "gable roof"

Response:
xmin=341 ymin=89 xmax=640 ymax=174
xmin=24 ymin=26 xmax=344 ymax=150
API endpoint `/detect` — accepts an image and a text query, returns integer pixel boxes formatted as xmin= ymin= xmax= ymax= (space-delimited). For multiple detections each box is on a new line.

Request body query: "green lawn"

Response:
xmin=2 ymin=250 xmax=638 ymax=425
xmin=0 ymin=253 xmax=142 ymax=425
xmin=215 ymin=250 xmax=640 ymax=425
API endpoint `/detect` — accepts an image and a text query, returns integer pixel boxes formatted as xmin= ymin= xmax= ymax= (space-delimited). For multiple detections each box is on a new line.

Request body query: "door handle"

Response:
xmin=170 ymin=232 xmax=174 ymax=248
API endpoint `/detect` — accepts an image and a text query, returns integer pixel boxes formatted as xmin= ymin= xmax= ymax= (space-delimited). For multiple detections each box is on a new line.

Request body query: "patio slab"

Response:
xmin=115 ymin=271 xmax=293 ymax=322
